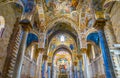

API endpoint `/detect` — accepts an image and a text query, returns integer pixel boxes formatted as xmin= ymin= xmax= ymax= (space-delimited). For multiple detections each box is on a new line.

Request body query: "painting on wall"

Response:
xmin=45 ymin=0 xmax=79 ymax=16
xmin=21 ymin=0 xmax=35 ymax=13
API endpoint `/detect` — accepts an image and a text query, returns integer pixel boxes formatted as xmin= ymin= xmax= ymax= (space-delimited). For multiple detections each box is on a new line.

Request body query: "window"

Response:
xmin=0 ymin=16 xmax=5 ymax=37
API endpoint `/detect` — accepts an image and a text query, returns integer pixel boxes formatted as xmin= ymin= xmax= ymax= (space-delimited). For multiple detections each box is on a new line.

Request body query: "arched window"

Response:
xmin=0 ymin=16 xmax=5 ymax=37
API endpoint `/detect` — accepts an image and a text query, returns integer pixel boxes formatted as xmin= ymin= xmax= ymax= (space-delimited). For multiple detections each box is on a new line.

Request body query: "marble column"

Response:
xmin=82 ymin=53 xmax=89 ymax=78
xmin=35 ymin=48 xmax=44 ymax=78
xmin=77 ymin=54 xmax=84 ymax=78
xmin=42 ymin=55 xmax=48 ymax=78
xmin=74 ymin=62 xmax=78 ymax=78
xmin=48 ymin=63 xmax=51 ymax=78
xmin=94 ymin=19 xmax=115 ymax=78
xmin=13 ymin=19 xmax=32 ymax=78
xmin=69 ymin=61 xmax=73 ymax=78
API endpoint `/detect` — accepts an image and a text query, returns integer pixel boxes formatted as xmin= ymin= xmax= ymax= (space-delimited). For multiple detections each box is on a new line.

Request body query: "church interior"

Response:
xmin=0 ymin=0 xmax=120 ymax=78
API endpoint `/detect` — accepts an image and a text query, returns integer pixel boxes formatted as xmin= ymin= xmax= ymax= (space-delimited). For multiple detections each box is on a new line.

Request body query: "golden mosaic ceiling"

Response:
xmin=54 ymin=50 xmax=71 ymax=65
xmin=48 ymin=33 xmax=77 ymax=56
xmin=44 ymin=0 xmax=79 ymax=23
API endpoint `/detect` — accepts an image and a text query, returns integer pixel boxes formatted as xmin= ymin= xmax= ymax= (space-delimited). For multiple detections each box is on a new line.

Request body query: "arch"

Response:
xmin=45 ymin=16 xmax=79 ymax=35
xmin=52 ymin=46 xmax=73 ymax=64
xmin=85 ymin=28 xmax=97 ymax=39
xmin=86 ymin=32 xmax=100 ymax=58
xmin=44 ymin=16 xmax=79 ymax=54
xmin=26 ymin=33 xmax=38 ymax=47
xmin=26 ymin=41 xmax=38 ymax=48
xmin=25 ymin=41 xmax=39 ymax=61
xmin=53 ymin=45 xmax=72 ymax=57
xmin=51 ymin=46 xmax=73 ymax=78
xmin=47 ymin=29 xmax=77 ymax=45
xmin=87 ymin=32 xmax=99 ymax=46
xmin=47 ymin=32 xmax=78 ymax=56
xmin=47 ymin=44 xmax=74 ymax=63
xmin=48 ymin=44 xmax=72 ymax=56
xmin=87 ymin=41 xmax=101 ymax=54
xmin=53 ymin=50 xmax=72 ymax=65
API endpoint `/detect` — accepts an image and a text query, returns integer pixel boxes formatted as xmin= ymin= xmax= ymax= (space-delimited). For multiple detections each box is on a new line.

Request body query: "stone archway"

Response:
xmin=45 ymin=16 xmax=79 ymax=35
xmin=51 ymin=47 xmax=73 ymax=78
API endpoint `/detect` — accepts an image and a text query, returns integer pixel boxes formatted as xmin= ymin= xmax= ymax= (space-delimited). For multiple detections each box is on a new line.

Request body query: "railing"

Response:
xmin=88 ymin=55 xmax=105 ymax=78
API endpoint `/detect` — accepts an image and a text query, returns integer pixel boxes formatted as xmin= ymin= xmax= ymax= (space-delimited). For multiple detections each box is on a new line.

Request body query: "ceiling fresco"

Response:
xmin=45 ymin=0 xmax=78 ymax=14
xmin=44 ymin=0 xmax=79 ymax=22
xmin=21 ymin=0 xmax=35 ymax=13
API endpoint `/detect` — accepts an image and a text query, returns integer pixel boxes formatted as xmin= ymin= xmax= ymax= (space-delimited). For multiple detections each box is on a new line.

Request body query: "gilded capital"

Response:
xmin=74 ymin=62 xmax=78 ymax=66
xmin=77 ymin=54 xmax=82 ymax=60
xmin=19 ymin=19 xmax=32 ymax=31
xmin=43 ymin=55 xmax=48 ymax=60
xmin=81 ymin=48 xmax=87 ymax=53
xmin=95 ymin=11 xmax=105 ymax=20
xmin=37 ymin=48 xmax=45 ymax=54
xmin=48 ymin=63 xmax=52 ymax=66
xmin=93 ymin=18 xmax=106 ymax=30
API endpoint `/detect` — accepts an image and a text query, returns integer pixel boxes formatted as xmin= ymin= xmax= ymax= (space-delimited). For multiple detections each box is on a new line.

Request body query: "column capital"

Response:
xmin=37 ymin=48 xmax=45 ymax=54
xmin=93 ymin=18 xmax=106 ymax=30
xmin=43 ymin=55 xmax=48 ymax=61
xmin=74 ymin=62 xmax=78 ymax=66
xmin=77 ymin=54 xmax=82 ymax=60
xmin=19 ymin=19 xmax=32 ymax=31
xmin=81 ymin=48 xmax=87 ymax=53
xmin=95 ymin=10 xmax=105 ymax=20
xmin=48 ymin=63 xmax=52 ymax=66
